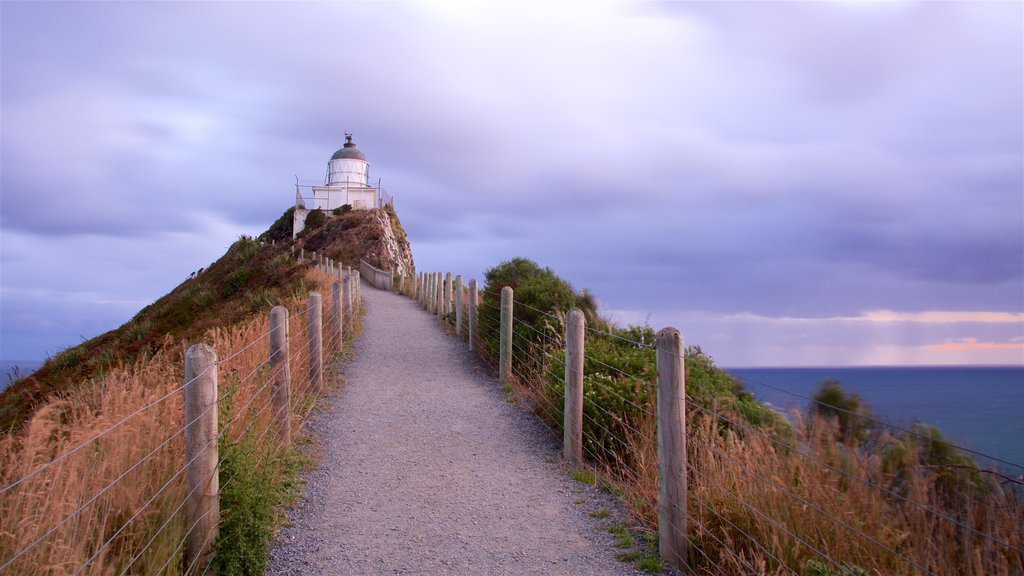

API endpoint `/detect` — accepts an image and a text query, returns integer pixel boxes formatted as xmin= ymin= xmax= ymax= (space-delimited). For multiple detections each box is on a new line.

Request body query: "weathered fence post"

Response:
xmin=444 ymin=272 xmax=452 ymax=318
xmin=437 ymin=273 xmax=444 ymax=318
xmin=308 ymin=292 xmax=323 ymax=391
xmin=564 ymin=308 xmax=585 ymax=465
xmin=499 ymin=286 xmax=513 ymax=385
xmin=468 ymin=279 xmax=478 ymax=352
xmin=656 ymin=327 xmax=687 ymax=572
xmin=184 ymin=344 xmax=219 ymax=572
xmin=435 ymin=273 xmax=444 ymax=317
xmin=428 ymin=273 xmax=435 ymax=313
xmin=422 ymin=272 xmax=428 ymax=308
xmin=454 ymin=275 xmax=464 ymax=337
xmin=269 ymin=306 xmax=291 ymax=446
xmin=343 ymin=273 xmax=353 ymax=334
xmin=300 ymin=248 xmax=305 ymax=261
xmin=332 ymin=281 xmax=344 ymax=351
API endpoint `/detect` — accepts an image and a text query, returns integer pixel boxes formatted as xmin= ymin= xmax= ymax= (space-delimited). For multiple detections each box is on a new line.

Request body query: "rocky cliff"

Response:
xmin=267 ymin=205 xmax=415 ymax=278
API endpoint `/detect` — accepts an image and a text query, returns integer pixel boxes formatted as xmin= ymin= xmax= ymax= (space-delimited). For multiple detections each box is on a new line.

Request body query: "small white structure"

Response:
xmin=293 ymin=134 xmax=391 ymax=238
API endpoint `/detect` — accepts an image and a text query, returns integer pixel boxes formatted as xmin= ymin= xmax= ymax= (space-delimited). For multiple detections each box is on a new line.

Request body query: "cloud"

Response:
xmin=716 ymin=311 xmax=1024 ymax=325
xmin=1 ymin=1 xmax=1021 ymax=366
xmin=927 ymin=338 xmax=1024 ymax=352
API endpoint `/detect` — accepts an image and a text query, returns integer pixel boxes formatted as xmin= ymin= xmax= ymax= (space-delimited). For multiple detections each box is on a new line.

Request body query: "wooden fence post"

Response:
xmin=308 ymin=292 xmax=323 ymax=391
xmin=444 ymin=272 xmax=452 ymax=318
xmin=428 ymin=273 xmax=435 ymax=313
xmin=439 ymin=273 xmax=447 ymax=316
xmin=454 ymin=275 xmax=464 ymax=336
xmin=468 ymin=279 xmax=478 ymax=352
xmin=499 ymin=286 xmax=513 ymax=385
xmin=184 ymin=344 xmax=219 ymax=573
xmin=332 ymin=281 xmax=344 ymax=351
xmin=269 ymin=306 xmax=291 ymax=446
xmin=435 ymin=273 xmax=443 ymax=317
xmin=564 ymin=308 xmax=585 ymax=465
xmin=656 ymin=327 xmax=687 ymax=572
xmin=343 ymin=273 xmax=353 ymax=334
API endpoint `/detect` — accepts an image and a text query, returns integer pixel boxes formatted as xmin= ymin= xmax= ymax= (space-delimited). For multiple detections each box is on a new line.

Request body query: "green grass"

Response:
xmin=635 ymin=555 xmax=665 ymax=573
xmin=501 ymin=382 xmax=517 ymax=403
xmin=571 ymin=467 xmax=597 ymax=485
xmin=589 ymin=508 xmax=611 ymax=519
xmin=608 ymin=524 xmax=663 ymax=573
xmin=606 ymin=523 xmax=634 ymax=548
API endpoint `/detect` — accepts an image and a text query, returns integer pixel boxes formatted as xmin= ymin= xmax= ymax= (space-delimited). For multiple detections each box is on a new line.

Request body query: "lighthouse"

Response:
xmin=293 ymin=134 xmax=390 ymax=237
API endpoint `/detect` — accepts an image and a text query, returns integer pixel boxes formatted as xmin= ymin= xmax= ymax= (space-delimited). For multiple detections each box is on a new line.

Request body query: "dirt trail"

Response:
xmin=268 ymin=283 xmax=642 ymax=575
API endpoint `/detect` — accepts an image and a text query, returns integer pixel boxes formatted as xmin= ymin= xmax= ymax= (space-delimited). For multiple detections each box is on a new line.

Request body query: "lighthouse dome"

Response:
xmin=326 ymin=134 xmax=369 ymax=186
xmin=330 ymin=139 xmax=367 ymax=161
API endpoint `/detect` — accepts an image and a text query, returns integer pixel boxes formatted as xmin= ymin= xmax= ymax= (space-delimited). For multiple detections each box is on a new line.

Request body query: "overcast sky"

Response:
xmin=1 ymin=1 xmax=1022 ymax=367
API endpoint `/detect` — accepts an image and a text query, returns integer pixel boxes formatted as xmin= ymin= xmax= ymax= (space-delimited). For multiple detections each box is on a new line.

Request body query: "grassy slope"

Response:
xmin=0 ymin=206 xmax=413 ymax=431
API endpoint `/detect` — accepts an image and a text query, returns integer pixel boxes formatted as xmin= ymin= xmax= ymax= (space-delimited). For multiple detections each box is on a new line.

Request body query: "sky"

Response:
xmin=1 ymin=1 xmax=1022 ymax=367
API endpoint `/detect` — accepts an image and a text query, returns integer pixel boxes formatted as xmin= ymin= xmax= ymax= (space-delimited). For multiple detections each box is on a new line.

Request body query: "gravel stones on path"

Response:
xmin=267 ymin=283 xmax=644 ymax=575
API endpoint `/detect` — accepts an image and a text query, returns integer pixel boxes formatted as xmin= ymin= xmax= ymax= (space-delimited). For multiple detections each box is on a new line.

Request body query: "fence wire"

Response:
xmin=415 ymin=274 xmax=1024 ymax=575
xmin=0 ymin=263 xmax=350 ymax=575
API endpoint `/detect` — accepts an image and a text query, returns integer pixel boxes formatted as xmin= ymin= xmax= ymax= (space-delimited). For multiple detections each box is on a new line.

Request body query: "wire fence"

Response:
xmin=0 ymin=258 xmax=359 ymax=575
xmin=404 ymin=270 xmax=1024 ymax=575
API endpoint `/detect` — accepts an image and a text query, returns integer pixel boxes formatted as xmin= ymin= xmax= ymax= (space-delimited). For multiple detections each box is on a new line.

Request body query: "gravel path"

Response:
xmin=267 ymin=283 xmax=644 ymax=575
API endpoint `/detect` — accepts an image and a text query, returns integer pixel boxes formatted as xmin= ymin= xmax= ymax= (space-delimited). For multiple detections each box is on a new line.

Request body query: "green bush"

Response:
xmin=304 ymin=209 xmax=327 ymax=230
xmin=332 ymin=204 xmax=352 ymax=216
xmin=812 ymin=379 xmax=870 ymax=442
xmin=226 ymin=235 xmax=261 ymax=264
xmin=478 ymin=257 xmax=595 ymax=365
xmin=213 ymin=372 xmax=305 ymax=575
xmin=478 ymin=257 xmax=782 ymax=473
xmin=260 ymin=207 xmax=295 ymax=243
xmin=223 ymin=268 xmax=250 ymax=298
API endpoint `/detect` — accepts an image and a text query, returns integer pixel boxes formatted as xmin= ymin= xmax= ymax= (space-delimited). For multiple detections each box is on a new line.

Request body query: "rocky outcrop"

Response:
xmin=295 ymin=206 xmax=415 ymax=278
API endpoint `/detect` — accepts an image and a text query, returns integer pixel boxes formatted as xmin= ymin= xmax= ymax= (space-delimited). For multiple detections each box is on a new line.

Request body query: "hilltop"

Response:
xmin=0 ymin=205 xmax=415 ymax=431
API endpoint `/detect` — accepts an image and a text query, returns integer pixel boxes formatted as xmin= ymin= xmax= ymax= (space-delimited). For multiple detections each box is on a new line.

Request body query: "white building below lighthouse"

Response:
xmin=293 ymin=134 xmax=392 ymax=238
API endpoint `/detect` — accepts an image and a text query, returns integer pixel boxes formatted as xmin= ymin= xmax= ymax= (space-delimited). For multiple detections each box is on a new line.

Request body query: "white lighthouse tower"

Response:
xmin=293 ymin=134 xmax=389 ymax=237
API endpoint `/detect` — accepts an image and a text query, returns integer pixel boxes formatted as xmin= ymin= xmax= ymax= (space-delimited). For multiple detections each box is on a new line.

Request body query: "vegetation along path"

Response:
xmin=268 ymin=282 xmax=643 ymax=575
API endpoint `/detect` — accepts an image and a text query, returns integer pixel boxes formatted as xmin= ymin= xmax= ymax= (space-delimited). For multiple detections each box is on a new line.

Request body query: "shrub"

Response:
xmin=261 ymin=207 xmax=295 ymax=243
xmin=811 ymin=379 xmax=871 ymax=442
xmin=478 ymin=257 xmax=595 ymax=364
xmin=332 ymin=204 xmax=352 ymax=216
xmin=304 ymin=209 xmax=327 ymax=230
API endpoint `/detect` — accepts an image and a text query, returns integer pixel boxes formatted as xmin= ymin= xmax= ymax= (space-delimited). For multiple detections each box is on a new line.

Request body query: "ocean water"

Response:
xmin=726 ymin=366 xmax=1024 ymax=472
xmin=0 ymin=360 xmax=43 ymax=392
xmin=2 ymin=359 xmax=1020 ymax=469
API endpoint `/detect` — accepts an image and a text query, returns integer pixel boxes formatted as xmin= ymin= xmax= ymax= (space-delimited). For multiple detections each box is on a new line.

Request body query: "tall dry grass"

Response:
xmin=0 ymin=269 xmax=343 ymax=575
xmin=509 ymin=357 xmax=1024 ymax=575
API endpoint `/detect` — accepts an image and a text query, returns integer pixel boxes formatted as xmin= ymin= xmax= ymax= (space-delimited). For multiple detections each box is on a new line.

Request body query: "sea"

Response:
xmin=727 ymin=366 xmax=1024 ymax=472
xmin=1 ymin=359 xmax=1021 ymax=469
